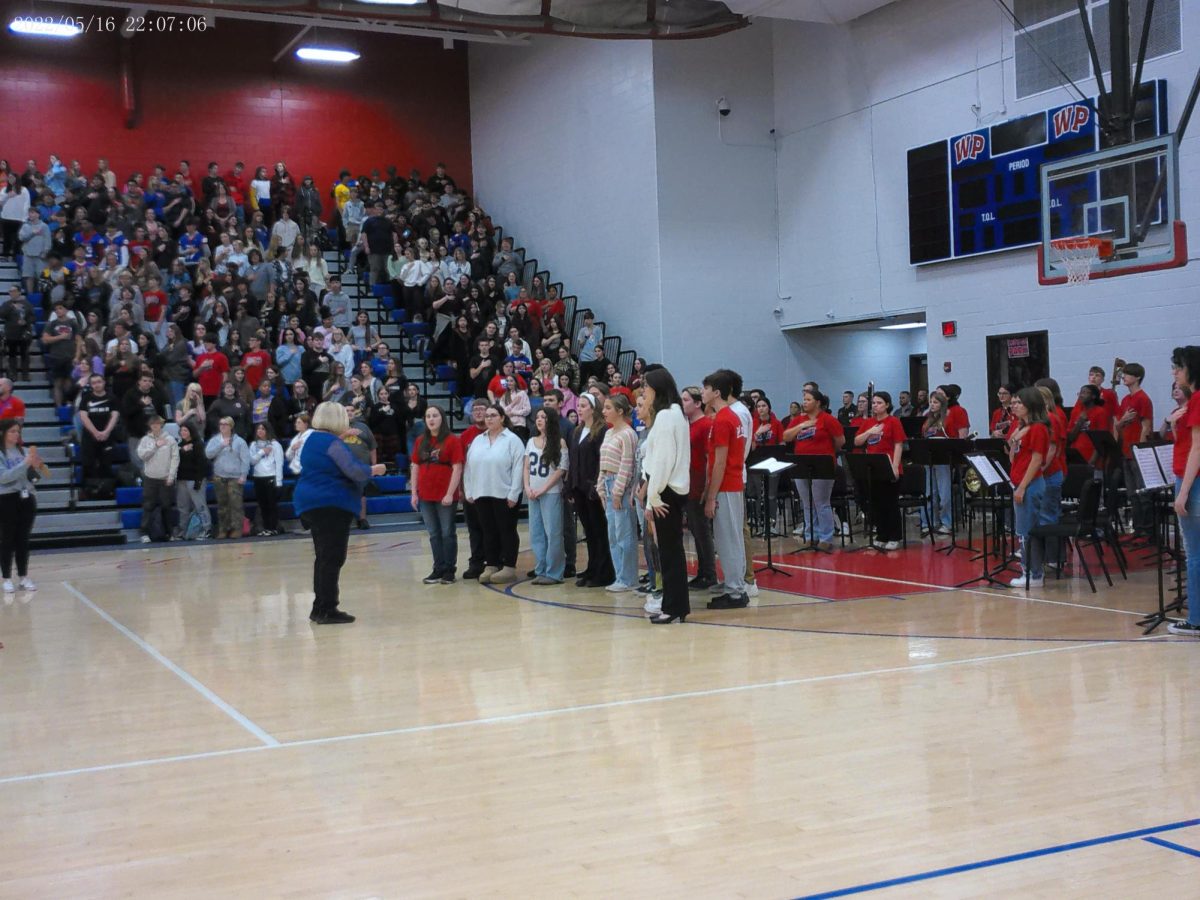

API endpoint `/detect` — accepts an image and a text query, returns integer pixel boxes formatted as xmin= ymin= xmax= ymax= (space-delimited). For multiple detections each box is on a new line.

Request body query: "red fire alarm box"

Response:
xmin=941 ymin=321 xmax=957 ymax=338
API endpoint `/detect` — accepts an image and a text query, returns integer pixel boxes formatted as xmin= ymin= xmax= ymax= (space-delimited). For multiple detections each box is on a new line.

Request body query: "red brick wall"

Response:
xmin=0 ymin=19 xmax=472 ymax=191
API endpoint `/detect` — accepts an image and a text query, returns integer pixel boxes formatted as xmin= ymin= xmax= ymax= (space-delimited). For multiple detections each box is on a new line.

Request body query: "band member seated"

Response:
xmin=853 ymin=391 xmax=906 ymax=550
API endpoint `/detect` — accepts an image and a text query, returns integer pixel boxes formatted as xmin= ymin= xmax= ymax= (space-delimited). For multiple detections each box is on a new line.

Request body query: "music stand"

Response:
xmin=956 ymin=452 xmax=1014 ymax=588
xmin=787 ymin=453 xmax=836 ymax=554
xmin=747 ymin=448 xmax=794 ymax=578
xmin=904 ymin=438 xmax=940 ymax=547
xmin=1133 ymin=444 xmax=1186 ymax=633
xmin=900 ymin=416 xmax=925 ymax=440
xmin=843 ymin=453 xmax=897 ymax=553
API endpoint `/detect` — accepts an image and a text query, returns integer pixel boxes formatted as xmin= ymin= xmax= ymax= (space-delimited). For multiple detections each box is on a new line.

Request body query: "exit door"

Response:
xmin=986 ymin=330 xmax=1049 ymax=419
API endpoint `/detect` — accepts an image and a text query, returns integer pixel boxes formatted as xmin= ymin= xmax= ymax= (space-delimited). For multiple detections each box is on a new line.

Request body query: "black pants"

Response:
xmin=562 ymin=495 xmax=577 ymax=570
xmin=401 ymin=284 xmax=424 ymax=322
xmin=869 ymin=477 xmax=903 ymax=543
xmin=141 ymin=477 xmax=174 ymax=537
xmin=5 ymin=339 xmax=29 ymax=380
xmin=253 ymin=477 xmax=280 ymax=532
xmin=655 ymin=487 xmax=690 ymax=617
xmin=475 ymin=496 xmax=518 ymax=568
xmin=0 ymin=220 xmax=19 ymax=257
xmin=575 ymin=490 xmax=615 ymax=585
xmin=1107 ymin=459 xmax=1152 ymax=532
xmin=82 ymin=434 xmax=114 ymax=479
xmin=463 ymin=499 xmax=486 ymax=571
xmin=301 ymin=506 xmax=354 ymax=617
xmin=0 ymin=492 xmax=36 ymax=578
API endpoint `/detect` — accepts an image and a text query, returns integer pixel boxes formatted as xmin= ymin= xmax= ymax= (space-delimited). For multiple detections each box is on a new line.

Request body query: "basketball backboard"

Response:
xmin=1038 ymin=133 xmax=1187 ymax=284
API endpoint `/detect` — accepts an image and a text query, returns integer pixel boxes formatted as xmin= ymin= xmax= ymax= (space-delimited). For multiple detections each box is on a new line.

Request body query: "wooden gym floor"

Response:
xmin=1 ymin=527 xmax=1197 ymax=898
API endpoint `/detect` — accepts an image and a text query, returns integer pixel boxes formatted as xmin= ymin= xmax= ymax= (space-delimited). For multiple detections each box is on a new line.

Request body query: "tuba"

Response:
xmin=963 ymin=466 xmax=984 ymax=496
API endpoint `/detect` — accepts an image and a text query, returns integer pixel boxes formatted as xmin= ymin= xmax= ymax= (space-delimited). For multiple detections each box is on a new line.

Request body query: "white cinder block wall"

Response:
xmin=774 ymin=0 xmax=1200 ymax=425
xmin=471 ymin=1 xmax=1198 ymax=423
xmin=469 ymin=37 xmax=664 ymax=354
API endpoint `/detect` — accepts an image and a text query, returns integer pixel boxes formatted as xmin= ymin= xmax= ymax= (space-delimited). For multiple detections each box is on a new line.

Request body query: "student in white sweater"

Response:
xmin=639 ymin=367 xmax=692 ymax=624
xmin=249 ymin=421 xmax=285 ymax=535
xmin=463 ymin=402 xmax=525 ymax=584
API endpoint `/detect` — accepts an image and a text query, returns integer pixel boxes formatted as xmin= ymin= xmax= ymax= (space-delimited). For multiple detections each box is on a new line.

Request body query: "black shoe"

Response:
xmin=638 ymin=573 xmax=650 ymax=585
xmin=310 ymin=610 xmax=356 ymax=624
xmin=440 ymin=572 xmax=457 ymax=584
xmin=649 ymin=613 xmax=687 ymax=624
xmin=707 ymin=593 xmax=749 ymax=610
xmin=358 ymin=518 xmax=370 ymax=529
xmin=688 ymin=574 xmax=715 ymax=589
xmin=575 ymin=577 xmax=592 ymax=588
xmin=462 ymin=567 xmax=483 ymax=580
xmin=527 ymin=569 xmax=538 ymax=578
xmin=564 ymin=565 xmax=577 ymax=578
xmin=423 ymin=571 xmax=443 ymax=584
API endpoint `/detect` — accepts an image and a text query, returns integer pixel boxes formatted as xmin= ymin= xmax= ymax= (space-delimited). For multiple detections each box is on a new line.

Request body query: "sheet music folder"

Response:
xmin=1132 ymin=444 xmax=1174 ymax=491
xmin=965 ymin=454 xmax=1010 ymax=487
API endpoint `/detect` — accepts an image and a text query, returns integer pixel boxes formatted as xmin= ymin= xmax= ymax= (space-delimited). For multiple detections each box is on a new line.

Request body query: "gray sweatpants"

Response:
xmin=713 ymin=491 xmax=747 ymax=595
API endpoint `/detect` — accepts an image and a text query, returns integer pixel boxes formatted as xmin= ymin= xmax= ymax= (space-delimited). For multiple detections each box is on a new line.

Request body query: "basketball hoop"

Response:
xmin=1050 ymin=236 xmax=1114 ymax=286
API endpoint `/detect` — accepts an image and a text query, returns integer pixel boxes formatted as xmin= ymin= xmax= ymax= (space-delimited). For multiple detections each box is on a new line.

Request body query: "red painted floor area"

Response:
xmin=751 ymin=542 xmax=983 ymax=600
xmin=747 ymin=535 xmax=1148 ymax=601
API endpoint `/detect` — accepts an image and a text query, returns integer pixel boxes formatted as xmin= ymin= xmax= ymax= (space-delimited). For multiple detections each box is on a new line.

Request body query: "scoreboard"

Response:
xmin=907 ymin=80 xmax=1168 ymax=265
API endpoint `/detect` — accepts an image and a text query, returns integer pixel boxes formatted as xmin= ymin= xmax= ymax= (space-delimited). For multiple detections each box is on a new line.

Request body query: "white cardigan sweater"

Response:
xmin=642 ymin=404 xmax=690 ymax=510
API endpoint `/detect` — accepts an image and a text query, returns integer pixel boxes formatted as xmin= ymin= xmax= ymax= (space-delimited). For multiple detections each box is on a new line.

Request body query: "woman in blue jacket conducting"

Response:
xmin=294 ymin=401 xmax=385 ymax=624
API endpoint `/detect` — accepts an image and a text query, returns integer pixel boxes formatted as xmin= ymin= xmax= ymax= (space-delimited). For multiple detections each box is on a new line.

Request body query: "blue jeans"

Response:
xmin=1039 ymin=469 xmax=1064 ymax=564
xmin=920 ymin=465 xmax=953 ymax=531
xmin=793 ymin=477 xmax=835 ymax=543
xmin=529 ymin=490 xmax=565 ymax=581
xmin=419 ymin=500 xmax=458 ymax=575
xmin=1176 ymin=477 xmax=1200 ymax=625
xmin=1013 ymin=476 xmax=1046 ymax=579
xmin=603 ymin=474 xmax=639 ymax=588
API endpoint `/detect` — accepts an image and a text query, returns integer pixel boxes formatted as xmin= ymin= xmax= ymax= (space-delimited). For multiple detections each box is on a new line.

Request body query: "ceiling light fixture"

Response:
xmin=9 ymin=17 xmax=83 ymax=37
xmin=879 ymin=322 xmax=926 ymax=330
xmin=296 ymin=46 xmax=360 ymax=63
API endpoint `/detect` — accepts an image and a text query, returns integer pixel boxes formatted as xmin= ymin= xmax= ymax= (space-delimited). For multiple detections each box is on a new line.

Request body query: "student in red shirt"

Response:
xmin=751 ymin=397 xmax=783 ymax=447
xmin=458 ymin=402 xmax=488 ymax=580
xmin=240 ymin=333 xmax=272 ymax=390
xmin=1111 ymin=361 xmax=1154 ymax=533
xmin=1005 ymin=387 xmax=1050 ymax=588
xmin=853 ymin=391 xmax=906 ymax=550
xmin=847 ymin=392 xmax=871 ymax=452
xmin=940 ymin=384 xmax=970 ymax=437
xmin=1035 ymin=380 xmax=1068 ymax=566
xmin=193 ymin=335 xmax=230 ymax=401
xmin=680 ymin=386 xmax=717 ymax=587
xmin=990 ymin=383 xmax=1019 ymax=438
xmin=701 ymin=368 xmax=749 ymax=608
xmin=783 ymin=389 xmax=844 ymax=550
xmin=1066 ymin=384 xmax=1112 ymax=468
xmin=1168 ymin=345 xmax=1200 ymax=635
xmin=410 ymin=405 xmax=464 ymax=585
xmin=1088 ymin=365 xmax=1120 ymax=419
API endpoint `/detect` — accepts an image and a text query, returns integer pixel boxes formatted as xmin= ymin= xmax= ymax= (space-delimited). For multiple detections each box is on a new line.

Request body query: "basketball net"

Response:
xmin=1050 ymin=236 xmax=1112 ymax=286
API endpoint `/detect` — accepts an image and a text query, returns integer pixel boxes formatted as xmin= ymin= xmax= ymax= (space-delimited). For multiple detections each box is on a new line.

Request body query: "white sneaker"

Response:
xmin=1167 ymin=620 xmax=1200 ymax=637
xmin=605 ymin=582 xmax=632 ymax=593
xmin=140 ymin=535 xmax=151 ymax=543
xmin=19 ymin=577 xmax=35 ymax=591
xmin=643 ymin=596 xmax=662 ymax=615
xmin=1003 ymin=573 xmax=1044 ymax=588
xmin=884 ymin=541 xmax=901 ymax=551
xmin=2 ymin=580 xmax=13 ymax=593
xmin=745 ymin=583 xmax=760 ymax=598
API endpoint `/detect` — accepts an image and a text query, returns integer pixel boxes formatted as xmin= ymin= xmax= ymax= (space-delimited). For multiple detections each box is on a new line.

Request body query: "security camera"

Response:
xmin=716 ymin=97 xmax=730 ymax=117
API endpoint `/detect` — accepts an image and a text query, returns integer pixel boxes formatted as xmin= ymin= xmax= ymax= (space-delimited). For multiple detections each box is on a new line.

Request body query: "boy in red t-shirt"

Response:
xmin=1112 ymin=361 xmax=1154 ymax=533
xmin=241 ymin=334 xmax=272 ymax=390
xmin=701 ymin=369 xmax=748 ymax=608
xmin=1088 ymin=365 xmax=1120 ymax=419
xmin=193 ymin=335 xmax=230 ymax=401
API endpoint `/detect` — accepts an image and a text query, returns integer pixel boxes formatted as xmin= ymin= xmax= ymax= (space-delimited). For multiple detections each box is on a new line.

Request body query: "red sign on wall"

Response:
xmin=1007 ymin=338 xmax=1030 ymax=359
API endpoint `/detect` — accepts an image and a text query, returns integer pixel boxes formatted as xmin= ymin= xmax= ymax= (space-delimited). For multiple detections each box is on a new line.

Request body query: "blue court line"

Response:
xmin=1143 ymin=836 xmax=1200 ymax=859
xmin=795 ymin=817 xmax=1200 ymax=898
xmin=493 ymin=583 xmax=1164 ymax=644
